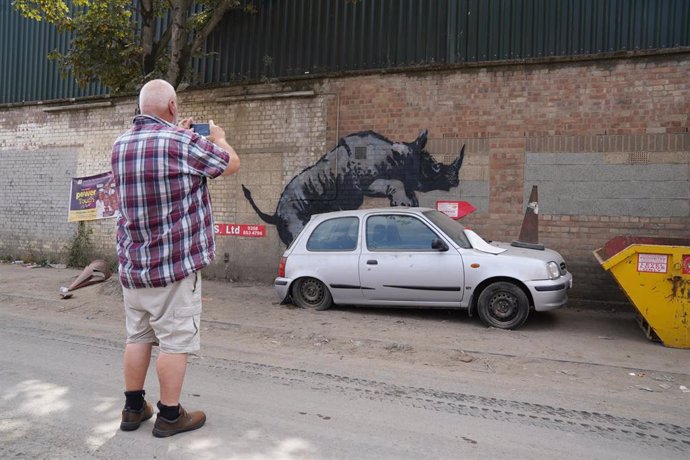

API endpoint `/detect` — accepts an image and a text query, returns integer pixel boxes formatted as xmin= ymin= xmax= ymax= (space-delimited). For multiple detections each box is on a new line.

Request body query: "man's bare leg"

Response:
xmin=121 ymin=342 xmax=155 ymax=431
xmin=157 ymin=351 xmax=188 ymax=406
xmin=124 ymin=342 xmax=153 ymax=390
xmin=152 ymin=351 xmax=205 ymax=437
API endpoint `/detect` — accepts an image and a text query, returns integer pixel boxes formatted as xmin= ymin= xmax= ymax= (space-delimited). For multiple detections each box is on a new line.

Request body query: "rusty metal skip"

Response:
xmin=594 ymin=236 xmax=690 ymax=349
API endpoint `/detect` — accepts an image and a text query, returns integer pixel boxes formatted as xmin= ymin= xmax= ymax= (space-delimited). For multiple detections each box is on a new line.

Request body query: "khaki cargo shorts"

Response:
xmin=123 ymin=272 xmax=202 ymax=354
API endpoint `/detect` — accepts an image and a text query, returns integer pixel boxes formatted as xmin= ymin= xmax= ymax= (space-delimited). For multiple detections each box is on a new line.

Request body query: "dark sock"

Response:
xmin=157 ymin=401 xmax=181 ymax=420
xmin=124 ymin=390 xmax=145 ymax=411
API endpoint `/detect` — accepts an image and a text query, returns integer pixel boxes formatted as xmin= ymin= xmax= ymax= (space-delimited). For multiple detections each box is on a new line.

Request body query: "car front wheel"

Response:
xmin=477 ymin=281 xmax=529 ymax=330
xmin=292 ymin=277 xmax=333 ymax=311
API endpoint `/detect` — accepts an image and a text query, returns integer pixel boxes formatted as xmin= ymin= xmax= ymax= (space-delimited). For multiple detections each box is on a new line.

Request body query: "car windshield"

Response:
xmin=423 ymin=210 xmax=471 ymax=249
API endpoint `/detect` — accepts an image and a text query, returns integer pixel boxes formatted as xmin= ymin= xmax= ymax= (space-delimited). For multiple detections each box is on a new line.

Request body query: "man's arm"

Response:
xmin=216 ymin=139 xmax=240 ymax=177
xmin=208 ymin=120 xmax=240 ymax=176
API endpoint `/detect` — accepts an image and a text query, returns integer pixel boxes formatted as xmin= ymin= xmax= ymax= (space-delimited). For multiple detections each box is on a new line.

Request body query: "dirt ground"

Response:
xmin=1 ymin=262 xmax=690 ymax=459
xmin=2 ymin=262 xmax=689 ymax=404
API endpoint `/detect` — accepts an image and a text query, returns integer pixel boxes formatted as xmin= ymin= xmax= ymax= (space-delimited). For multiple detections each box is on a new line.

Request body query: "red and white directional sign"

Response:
xmin=436 ymin=201 xmax=476 ymax=219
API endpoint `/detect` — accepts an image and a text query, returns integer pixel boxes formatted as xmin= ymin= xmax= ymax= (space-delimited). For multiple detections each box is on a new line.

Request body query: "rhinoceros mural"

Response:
xmin=242 ymin=129 xmax=465 ymax=245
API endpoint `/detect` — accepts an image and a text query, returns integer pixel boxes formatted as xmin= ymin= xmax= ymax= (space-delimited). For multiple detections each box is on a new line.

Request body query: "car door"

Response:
xmin=359 ymin=213 xmax=464 ymax=304
xmin=302 ymin=216 xmax=364 ymax=303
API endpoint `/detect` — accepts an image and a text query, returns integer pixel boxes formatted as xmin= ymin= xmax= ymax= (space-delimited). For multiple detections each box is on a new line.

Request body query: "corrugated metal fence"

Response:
xmin=204 ymin=0 xmax=690 ymax=81
xmin=0 ymin=1 xmax=107 ymax=104
xmin=3 ymin=0 xmax=689 ymax=104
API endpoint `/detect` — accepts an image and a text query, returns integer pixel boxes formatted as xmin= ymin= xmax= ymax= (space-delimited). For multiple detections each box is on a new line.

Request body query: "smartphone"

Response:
xmin=191 ymin=123 xmax=210 ymax=137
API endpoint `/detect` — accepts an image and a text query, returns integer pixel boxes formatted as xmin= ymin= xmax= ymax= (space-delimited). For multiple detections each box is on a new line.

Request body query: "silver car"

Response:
xmin=275 ymin=208 xmax=572 ymax=329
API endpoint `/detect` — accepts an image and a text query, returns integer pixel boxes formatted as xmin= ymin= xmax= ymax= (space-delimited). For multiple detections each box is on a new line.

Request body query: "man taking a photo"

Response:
xmin=112 ymin=79 xmax=240 ymax=437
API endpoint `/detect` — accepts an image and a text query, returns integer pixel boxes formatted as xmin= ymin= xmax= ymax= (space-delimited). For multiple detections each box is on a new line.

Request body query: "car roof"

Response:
xmin=309 ymin=207 xmax=436 ymax=222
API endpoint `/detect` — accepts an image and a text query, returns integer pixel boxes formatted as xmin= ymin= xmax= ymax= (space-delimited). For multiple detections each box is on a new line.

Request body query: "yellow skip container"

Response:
xmin=593 ymin=236 xmax=690 ymax=349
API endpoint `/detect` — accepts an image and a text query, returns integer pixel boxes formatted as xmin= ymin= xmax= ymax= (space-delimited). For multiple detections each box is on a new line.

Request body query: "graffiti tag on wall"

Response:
xmin=242 ymin=130 xmax=464 ymax=245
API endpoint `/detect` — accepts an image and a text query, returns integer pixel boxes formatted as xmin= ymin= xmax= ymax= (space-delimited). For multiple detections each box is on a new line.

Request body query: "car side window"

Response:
xmin=306 ymin=217 xmax=359 ymax=251
xmin=366 ymin=215 xmax=439 ymax=251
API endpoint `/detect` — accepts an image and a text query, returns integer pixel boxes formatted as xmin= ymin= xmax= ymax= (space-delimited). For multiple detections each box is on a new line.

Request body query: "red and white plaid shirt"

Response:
xmin=112 ymin=115 xmax=229 ymax=288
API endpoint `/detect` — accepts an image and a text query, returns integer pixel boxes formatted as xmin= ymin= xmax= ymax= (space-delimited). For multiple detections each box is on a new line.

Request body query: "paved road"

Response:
xmin=1 ymin=265 xmax=689 ymax=459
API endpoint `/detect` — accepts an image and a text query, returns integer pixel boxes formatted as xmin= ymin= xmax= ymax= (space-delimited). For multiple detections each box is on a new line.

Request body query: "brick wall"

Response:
xmin=0 ymin=54 xmax=688 ymax=304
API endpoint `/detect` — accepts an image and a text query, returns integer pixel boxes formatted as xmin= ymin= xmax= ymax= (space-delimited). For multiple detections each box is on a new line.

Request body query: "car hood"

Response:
xmin=489 ymin=241 xmax=565 ymax=264
xmin=463 ymin=230 xmax=564 ymax=263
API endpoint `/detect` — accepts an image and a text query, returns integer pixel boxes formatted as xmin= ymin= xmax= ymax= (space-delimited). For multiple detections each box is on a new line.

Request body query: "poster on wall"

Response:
xmin=68 ymin=172 xmax=119 ymax=222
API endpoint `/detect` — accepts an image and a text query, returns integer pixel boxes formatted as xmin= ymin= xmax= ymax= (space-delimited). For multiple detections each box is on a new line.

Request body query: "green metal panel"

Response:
xmin=0 ymin=1 xmax=108 ymax=104
xmin=2 ymin=0 xmax=689 ymax=103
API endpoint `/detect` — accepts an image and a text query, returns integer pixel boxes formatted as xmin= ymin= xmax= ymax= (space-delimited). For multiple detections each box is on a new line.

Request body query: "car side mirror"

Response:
xmin=431 ymin=238 xmax=449 ymax=251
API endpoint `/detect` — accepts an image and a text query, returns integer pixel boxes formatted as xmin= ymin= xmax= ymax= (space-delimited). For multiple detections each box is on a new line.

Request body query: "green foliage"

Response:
xmin=67 ymin=221 xmax=93 ymax=268
xmin=11 ymin=0 xmax=88 ymax=29
xmin=53 ymin=1 xmax=142 ymax=92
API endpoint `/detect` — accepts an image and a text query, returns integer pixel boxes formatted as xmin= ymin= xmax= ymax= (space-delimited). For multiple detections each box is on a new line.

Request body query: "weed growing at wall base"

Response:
xmin=67 ymin=222 xmax=93 ymax=268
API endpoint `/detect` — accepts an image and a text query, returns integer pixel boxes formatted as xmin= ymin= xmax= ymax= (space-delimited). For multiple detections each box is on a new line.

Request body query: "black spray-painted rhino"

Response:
xmin=242 ymin=129 xmax=464 ymax=245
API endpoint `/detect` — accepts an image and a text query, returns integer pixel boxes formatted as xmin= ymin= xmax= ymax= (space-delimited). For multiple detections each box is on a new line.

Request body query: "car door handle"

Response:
xmin=367 ymin=260 xmax=378 ymax=265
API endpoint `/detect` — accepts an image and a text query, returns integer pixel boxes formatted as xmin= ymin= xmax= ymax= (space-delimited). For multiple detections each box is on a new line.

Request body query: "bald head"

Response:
xmin=139 ymin=79 xmax=177 ymax=123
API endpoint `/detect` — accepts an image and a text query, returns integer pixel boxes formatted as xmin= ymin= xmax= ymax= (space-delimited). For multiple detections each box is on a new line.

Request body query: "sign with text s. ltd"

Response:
xmin=214 ymin=223 xmax=266 ymax=237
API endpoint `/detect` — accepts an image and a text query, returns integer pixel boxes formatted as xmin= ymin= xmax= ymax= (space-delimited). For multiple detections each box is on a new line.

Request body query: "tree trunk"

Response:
xmin=140 ymin=0 xmax=155 ymax=78
xmin=167 ymin=0 xmax=194 ymax=88
xmin=167 ymin=0 xmax=240 ymax=89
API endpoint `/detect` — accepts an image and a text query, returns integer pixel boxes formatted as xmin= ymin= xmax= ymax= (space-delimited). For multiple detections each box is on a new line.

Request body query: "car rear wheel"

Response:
xmin=292 ymin=277 xmax=333 ymax=311
xmin=477 ymin=282 xmax=529 ymax=330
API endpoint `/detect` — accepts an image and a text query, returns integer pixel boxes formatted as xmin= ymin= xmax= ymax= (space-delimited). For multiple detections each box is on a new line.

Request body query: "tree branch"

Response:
xmin=191 ymin=0 xmax=239 ymax=52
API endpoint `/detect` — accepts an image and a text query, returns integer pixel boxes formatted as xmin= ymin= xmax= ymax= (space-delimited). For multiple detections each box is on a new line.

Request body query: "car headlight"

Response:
xmin=546 ymin=261 xmax=561 ymax=280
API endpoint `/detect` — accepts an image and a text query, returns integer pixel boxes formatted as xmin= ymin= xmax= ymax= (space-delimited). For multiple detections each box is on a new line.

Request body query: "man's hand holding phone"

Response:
xmin=178 ymin=117 xmax=193 ymax=130
xmin=207 ymin=120 xmax=226 ymax=144
xmin=190 ymin=120 xmax=224 ymax=143
xmin=191 ymin=122 xmax=211 ymax=137
xmin=185 ymin=118 xmax=238 ymax=175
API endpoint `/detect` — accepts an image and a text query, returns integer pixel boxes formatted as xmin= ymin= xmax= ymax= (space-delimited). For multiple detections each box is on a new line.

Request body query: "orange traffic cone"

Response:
xmin=512 ymin=185 xmax=544 ymax=250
